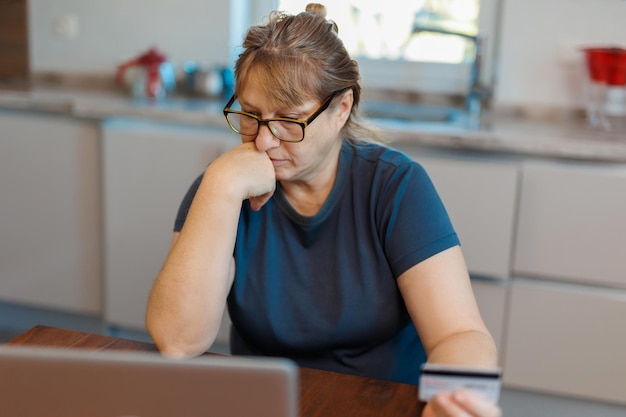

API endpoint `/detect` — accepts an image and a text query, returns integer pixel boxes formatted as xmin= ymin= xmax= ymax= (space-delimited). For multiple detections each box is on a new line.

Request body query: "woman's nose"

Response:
xmin=254 ymin=124 xmax=281 ymax=152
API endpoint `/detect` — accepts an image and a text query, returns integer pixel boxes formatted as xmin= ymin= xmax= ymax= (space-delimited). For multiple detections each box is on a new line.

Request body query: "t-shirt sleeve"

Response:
xmin=173 ymin=174 xmax=203 ymax=232
xmin=378 ymin=159 xmax=459 ymax=278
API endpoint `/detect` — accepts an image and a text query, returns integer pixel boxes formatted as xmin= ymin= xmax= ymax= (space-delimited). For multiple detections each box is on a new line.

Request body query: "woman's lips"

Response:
xmin=270 ymin=157 xmax=287 ymax=167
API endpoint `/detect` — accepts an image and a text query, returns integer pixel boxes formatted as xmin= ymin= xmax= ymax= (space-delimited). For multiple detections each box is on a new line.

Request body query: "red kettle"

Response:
xmin=116 ymin=48 xmax=175 ymax=98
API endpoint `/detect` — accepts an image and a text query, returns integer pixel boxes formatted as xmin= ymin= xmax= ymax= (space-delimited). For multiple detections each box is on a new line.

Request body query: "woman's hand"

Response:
xmin=422 ymin=390 xmax=501 ymax=417
xmin=206 ymin=142 xmax=276 ymax=210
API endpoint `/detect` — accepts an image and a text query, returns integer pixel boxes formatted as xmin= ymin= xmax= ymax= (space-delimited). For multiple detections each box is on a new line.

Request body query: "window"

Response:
xmin=248 ymin=0 xmax=502 ymax=97
xmin=280 ymin=0 xmax=479 ymax=63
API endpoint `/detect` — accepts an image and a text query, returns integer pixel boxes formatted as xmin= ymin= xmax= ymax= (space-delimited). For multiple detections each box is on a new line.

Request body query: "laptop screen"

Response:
xmin=0 ymin=345 xmax=298 ymax=417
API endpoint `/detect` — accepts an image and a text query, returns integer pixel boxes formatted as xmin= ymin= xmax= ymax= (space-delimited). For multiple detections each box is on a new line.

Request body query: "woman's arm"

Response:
xmin=397 ymin=245 xmax=497 ymax=366
xmin=145 ymin=142 xmax=276 ymax=357
xmin=398 ymin=245 xmax=500 ymax=417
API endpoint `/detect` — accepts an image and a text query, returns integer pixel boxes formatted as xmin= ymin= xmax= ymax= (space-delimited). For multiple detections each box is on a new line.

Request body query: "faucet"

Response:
xmin=410 ymin=24 xmax=491 ymax=129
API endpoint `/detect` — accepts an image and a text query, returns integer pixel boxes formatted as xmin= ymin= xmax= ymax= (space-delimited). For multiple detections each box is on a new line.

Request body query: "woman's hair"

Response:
xmin=234 ymin=3 xmax=385 ymax=143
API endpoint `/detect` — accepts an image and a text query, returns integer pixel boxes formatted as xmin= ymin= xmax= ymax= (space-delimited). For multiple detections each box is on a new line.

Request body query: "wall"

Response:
xmin=29 ymin=0 xmax=232 ymax=75
xmin=27 ymin=0 xmax=626 ymax=109
xmin=495 ymin=0 xmax=626 ymax=110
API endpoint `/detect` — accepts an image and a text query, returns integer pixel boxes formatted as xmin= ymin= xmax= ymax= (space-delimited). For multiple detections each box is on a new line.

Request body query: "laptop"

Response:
xmin=0 ymin=345 xmax=298 ymax=417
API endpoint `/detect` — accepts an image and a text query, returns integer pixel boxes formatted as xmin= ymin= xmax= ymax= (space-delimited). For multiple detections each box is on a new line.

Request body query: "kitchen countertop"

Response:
xmin=1 ymin=86 xmax=626 ymax=163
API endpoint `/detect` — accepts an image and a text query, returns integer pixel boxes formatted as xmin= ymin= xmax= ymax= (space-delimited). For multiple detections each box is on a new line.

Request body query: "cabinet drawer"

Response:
xmin=514 ymin=160 xmax=626 ymax=288
xmin=397 ymin=146 xmax=520 ymax=278
xmin=503 ymin=279 xmax=626 ymax=405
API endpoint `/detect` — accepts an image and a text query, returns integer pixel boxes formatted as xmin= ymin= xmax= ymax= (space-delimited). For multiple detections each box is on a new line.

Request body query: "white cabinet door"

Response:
xmin=503 ymin=279 xmax=626 ymax=405
xmin=514 ymin=160 xmax=626 ymax=288
xmin=0 ymin=111 xmax=102 ymax=314
xmin=396 ymin=146 xmax=520 ymax=279
xmin=102 ymin=119 xmax=235 ymax=338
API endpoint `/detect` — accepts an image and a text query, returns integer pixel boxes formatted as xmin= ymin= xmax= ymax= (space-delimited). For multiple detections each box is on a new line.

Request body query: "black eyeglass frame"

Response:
xmin=222 ymin=88 xmax=349 ymax=143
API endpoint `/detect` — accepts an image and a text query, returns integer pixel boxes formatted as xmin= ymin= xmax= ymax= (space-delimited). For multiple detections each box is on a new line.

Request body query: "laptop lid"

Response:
xmin=0 ymin=345 xmax=298 ymax=417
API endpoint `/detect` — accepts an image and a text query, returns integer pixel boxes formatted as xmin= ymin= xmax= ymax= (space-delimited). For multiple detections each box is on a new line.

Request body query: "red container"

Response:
xmin=581 ymin=47 xmax=626 ymax=133
xmin=582 ymin=47 xmax=626 ymax=86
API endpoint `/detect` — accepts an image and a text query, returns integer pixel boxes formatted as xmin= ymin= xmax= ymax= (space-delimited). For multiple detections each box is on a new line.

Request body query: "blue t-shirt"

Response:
xmin=174 ymin=140 xmax=459 ymax=385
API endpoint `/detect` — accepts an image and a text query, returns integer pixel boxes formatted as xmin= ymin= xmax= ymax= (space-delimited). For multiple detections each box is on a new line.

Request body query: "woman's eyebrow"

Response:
xmin=239 ymin=99 xmax=309 ymax=118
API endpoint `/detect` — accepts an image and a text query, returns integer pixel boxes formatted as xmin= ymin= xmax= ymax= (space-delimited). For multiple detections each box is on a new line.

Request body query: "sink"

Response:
xmin=361 ymin=100 xmax=463 ymax=123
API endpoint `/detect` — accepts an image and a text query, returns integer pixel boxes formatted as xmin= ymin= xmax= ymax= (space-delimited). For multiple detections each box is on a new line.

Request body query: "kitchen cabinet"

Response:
xmin=0 ymin=110 xmax=101 ymax=314
xmin=503 ymin=279 xmax=626 ymax=405
xmin=505 ymin=158 xmax=626 ymax=404
xmin=513 ymin=160 xmax=626 ymax=289
xmin=394 ymin=144 xmax=626 ymax=406
xmin=396 ymin=145 xmax=520 ymax=279
xmin=101 ymin=119 xmax=235 ymax=343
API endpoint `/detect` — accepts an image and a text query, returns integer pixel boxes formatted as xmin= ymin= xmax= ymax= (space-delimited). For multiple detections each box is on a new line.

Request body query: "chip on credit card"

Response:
xmin=418 ymin=363 xmax=502 ymax=403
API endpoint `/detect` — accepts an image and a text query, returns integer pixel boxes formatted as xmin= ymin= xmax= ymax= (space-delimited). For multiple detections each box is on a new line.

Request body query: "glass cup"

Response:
xmin=582 ymin=47 xmax=626 ymax=133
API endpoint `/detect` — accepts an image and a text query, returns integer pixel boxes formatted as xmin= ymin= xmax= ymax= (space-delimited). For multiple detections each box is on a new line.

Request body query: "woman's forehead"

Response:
xmin=237 ymin=65 xmax=317 ymax=108
xmin=238 ymin=85 xmax=316 ymax=116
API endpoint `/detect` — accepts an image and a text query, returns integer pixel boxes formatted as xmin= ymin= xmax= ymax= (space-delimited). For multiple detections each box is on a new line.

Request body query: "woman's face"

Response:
xmin=236 ymin=72 xmax=353 ymax=185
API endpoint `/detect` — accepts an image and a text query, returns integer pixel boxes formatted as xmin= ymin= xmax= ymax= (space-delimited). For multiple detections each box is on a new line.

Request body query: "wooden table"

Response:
xmin=6 ymin=325 xmax=424 ymax=417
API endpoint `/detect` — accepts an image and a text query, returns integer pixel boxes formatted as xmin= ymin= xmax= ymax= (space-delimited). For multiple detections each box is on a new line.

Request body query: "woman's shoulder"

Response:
xmin=345 ymin=140 xmax=423 ymax=172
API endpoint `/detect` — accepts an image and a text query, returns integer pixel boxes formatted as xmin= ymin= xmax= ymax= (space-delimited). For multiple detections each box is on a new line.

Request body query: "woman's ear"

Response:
xmin=335 ymin=89 xmax=354 ymax=129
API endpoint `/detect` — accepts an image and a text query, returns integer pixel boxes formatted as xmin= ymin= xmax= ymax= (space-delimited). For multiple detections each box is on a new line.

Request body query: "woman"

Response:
xmin=146 ymin=3 xmax=500 ymax=416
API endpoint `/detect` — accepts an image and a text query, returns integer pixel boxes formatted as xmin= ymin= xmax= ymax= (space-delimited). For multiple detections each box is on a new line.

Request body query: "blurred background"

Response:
xmin=1 ymin=1 xmax=626 ymax=417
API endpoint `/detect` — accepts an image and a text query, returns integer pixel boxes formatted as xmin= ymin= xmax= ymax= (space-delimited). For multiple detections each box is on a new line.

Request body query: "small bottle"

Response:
xmin=603 ymin=85 xmax=626 ymax=132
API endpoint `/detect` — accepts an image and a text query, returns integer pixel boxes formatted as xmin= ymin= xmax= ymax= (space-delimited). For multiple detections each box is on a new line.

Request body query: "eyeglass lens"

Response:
xmin=227 ymin=113 xmax=304 ymax=142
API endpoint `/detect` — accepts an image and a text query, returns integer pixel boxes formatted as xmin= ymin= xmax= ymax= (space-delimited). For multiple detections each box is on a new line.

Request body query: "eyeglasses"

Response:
xmin=223 ymin=89 xmax=347 ymax=143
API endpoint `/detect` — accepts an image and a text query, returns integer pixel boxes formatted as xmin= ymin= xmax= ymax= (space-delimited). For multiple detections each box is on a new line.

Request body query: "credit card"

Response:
xmin=418 ymin=363 xmax=502 ymax=403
